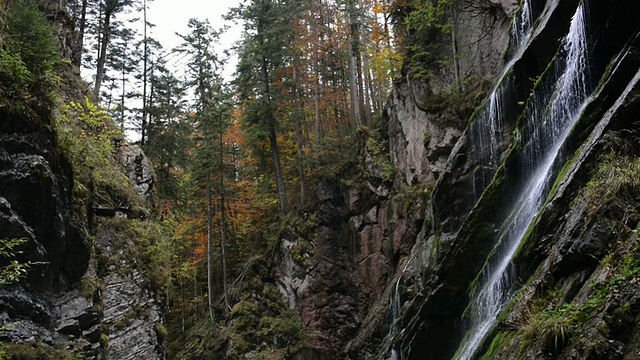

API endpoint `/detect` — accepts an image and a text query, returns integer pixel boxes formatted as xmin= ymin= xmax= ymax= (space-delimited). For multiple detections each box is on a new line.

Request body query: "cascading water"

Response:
xmin=469 ymin=0 xmax=535 ymax=198
xmin=389 ymin=278 xmax=404 ymax=360
xmin=469 ymin=86 xmax=509 ymax=196
xmin=513 ymin=0 xmax=534 ymax=50
xmin=455 ymin=3 xmax=592 ymax=359
xmin=386 ymin=254 xmax=414 ymax=360
xmin=386 ymin=1 xmax=537 ymax=358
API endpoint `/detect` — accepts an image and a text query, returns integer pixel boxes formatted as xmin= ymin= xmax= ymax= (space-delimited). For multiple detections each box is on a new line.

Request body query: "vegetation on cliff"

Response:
xmin=4 ymin=0 xmax=639 ymax=359
xmin=0 ymin=0 xmax=484 ymax=357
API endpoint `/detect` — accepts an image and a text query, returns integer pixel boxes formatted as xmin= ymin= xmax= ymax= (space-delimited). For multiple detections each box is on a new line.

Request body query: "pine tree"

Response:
xmin=93 ymin=0 xmax=135 ymax=99
xmin=175 ymin=18 xmax=232 ymax=320
xmin=232 ymin=0 xmax=303 ymax=214
xmin=145 ymin=57 xmax=190 ymax=200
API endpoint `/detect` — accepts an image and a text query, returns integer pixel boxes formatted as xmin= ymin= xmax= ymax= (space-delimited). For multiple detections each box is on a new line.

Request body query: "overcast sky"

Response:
xmin=148 ymin=0 xmax=243 ymax=80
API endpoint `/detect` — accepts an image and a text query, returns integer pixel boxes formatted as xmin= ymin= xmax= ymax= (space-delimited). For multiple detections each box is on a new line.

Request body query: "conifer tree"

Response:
xmin=232 ymin=0 xmax=302 ymax=214
xmin=93 ymin=0 xmax=135 ymax=99
xmin=175 ymin=18 xmax=231 ymax=320
xmin=145 ymin=58 xmax=190 ymax=199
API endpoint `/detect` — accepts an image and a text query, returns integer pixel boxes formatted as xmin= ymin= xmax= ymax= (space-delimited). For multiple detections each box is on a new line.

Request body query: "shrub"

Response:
xmin=0 ymin=0 xmax=60 ymax=119
xmin=401 ymin=0 xmax=454 ymax=80
xmin=56 ymin=96 xmax=144 ymax=211
xmin=0 ymin=238 xmax=35 ymax=286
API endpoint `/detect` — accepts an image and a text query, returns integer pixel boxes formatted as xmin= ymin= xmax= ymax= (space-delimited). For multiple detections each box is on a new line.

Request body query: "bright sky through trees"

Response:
xmin=149 ymin=0 xmax=242 ymax=80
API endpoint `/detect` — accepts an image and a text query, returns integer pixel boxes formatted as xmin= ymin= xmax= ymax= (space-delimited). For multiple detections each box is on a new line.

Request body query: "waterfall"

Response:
xmin=389 ymin=278 xmax=405 ymax=360
xmin=455 ymin=3 xmax=591 ymax=360
xmin=469 ymin=85 xmax=508 ymax=196
xmin=385 ymin=1 xmax=538 ymax=358
xmin=469 ymin=0 xmax=534 ymax=198
xmin=386 ymin=253 xmax=415 ymax=360
xmin=383 ymin=1 xmax=539 ymax=358
xmin=513 ymin=0 xmax=534 ymax=50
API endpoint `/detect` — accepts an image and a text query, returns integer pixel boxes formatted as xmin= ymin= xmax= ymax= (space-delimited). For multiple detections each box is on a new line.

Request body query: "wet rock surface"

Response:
xmin=0 ymin=99 xmax=163 ymax=359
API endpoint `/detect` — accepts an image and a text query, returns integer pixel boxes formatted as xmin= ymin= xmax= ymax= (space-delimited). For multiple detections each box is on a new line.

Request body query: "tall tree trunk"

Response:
xmin=362 ymin=48 xmax=375 ymax=115
xmin=269 ymin=128 xmax=288 ymax=214
xmin=347 ymin=0 xmax=365 ymax=128
xmin=314 ymin=93 xmax=320 ymax=159
xmin=141 ymin=0 xmax=148 ymax=145
xmin=291 ymin=63 xmax=305 ymax=204
xmin=295 ymin=116 xmax=305 ymax=205
xmin=450 ymin=3 xmax=461 ymax=92
xmin=219 ymin=132 xmax=230 ymax=312
xmin=147 ymin=66 xmax=155 ymax=144
xmin=74 ymin=0 xmax=88 ymax=67
xmin=120 ymin=61 xmax=126 ymax=131
xmin=348 ymin=42 xmax=362 ymax=128
xmin=259 ymin=49 xmax=287 ymax=213
xmin=94 ymin=7 xmax=112 ymax=99
xmin=206 ymin=172 xmax=216 ymax=323
xmin=180 ymin=276 xmax=185 ymax=334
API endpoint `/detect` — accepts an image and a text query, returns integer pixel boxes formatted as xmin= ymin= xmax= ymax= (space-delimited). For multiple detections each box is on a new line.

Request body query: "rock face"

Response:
xmin=278 ymin=179 xmax=424 ymax=357
xmin=0 ymin=129 xmax=88 ymax=292
xmin=387 ymin=1 xmax=640 ymax=359
xmin=277 ymin=0 xmax=640 ymax=359
xmin=0 ymin=9 xmax=164 ymax=355
xmin=119 ymin=145 xmax=154 ymax=203
xmin=0 ymin=106 xmax=164 ymax=358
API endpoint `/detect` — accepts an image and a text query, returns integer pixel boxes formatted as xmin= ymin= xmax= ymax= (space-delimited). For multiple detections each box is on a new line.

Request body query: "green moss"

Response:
xmin=480 ymin=331 xmax=515 ymax=360
xmin=99 ymin=333 xmax=110 ymax=349
xmin=226 ymin=283 xmax=306 ymax=358
xmin=154 ymin=322 xmax=169 ymax=341
xmin=93 ymin=217 xmax=174 ymax=300
xmin=547 ymin=151 xmax=579 ymax=204
xmin=423 ymin=129 xmax=432 ymax=146
xmin=0 ymin=343 xmax=78 ymax=360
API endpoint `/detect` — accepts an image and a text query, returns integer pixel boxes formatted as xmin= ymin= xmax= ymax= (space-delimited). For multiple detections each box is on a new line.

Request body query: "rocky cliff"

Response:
xmin=3 ymin=0 xmax=640 ymax=359
xmin=0 ymin=2 xmax=165 ymax=358
xmin=276 ymin=0 xmax=640 ymax=359
xmin=0 ymin=113 xmax=165 ymax=359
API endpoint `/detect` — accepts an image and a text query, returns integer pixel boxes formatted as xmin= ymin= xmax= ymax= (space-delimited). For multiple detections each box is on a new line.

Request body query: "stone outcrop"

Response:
xmin=278 ymin=179 xmax=424 ymax=357
xmin=119 ymin=145 xmax=154 ymax=204
xmin=0 ymin=108 xmax=164 ymax=358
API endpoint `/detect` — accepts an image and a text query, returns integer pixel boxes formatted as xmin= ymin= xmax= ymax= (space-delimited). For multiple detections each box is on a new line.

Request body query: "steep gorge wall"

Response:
xmin=0 ymin=4 xmax=165 ymax=359
xmin=0 ymin=114 xmax=165 ymax=359
xmin=392 ymin=0 xmax=640 ymax=359
xmin=279 ymin=0 xmax=640 ymax=359
xmin=277 ymin=0 xmax=518 ymax=358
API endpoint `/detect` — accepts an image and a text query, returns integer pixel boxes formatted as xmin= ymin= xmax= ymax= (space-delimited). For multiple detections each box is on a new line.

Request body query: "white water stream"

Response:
xmin=469 ymin=0 xmax=534 ymax=197
xmin=386 ymin=1 xmax=536 ymax=358
xmin=390 ymin=276 xmax=405 ymax=360
xmin=455 ymin=3 xmax=591 ymax=359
